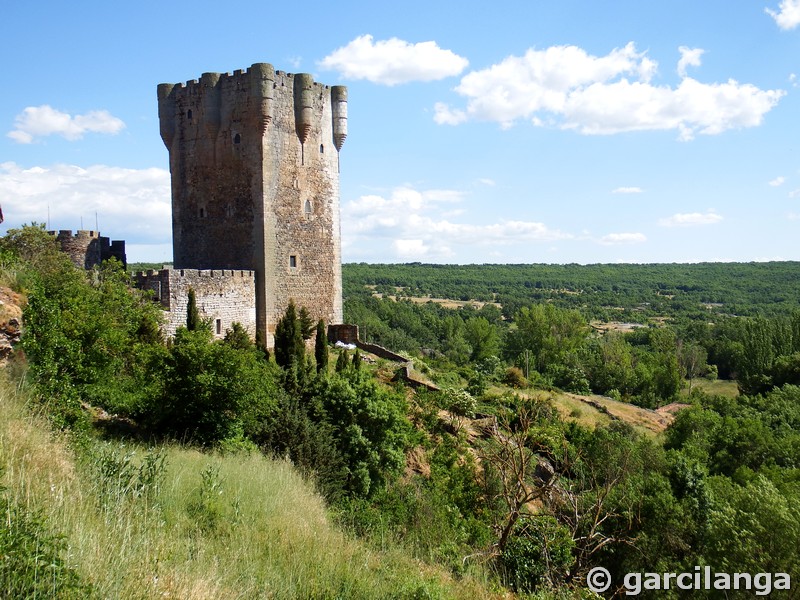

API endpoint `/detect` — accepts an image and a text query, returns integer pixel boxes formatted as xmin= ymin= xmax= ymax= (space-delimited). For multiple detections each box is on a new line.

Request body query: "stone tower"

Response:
xmin=157 ymin=64 xmax=347 ymax=346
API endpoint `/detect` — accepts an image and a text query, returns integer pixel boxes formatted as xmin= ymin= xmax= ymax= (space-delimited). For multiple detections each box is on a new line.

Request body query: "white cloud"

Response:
xmin=766 ymin=0 xmax=800 ymax=30
xmin=677 ymin=47 xmax=705 ymax=77
xmin=789 ymin=188 xmax=800 ymax=198
xmin=658 ymin=211 xmax=723 ymax=227
xmin=600 ymin=232 xmax=647 ymax=245
xmin=0 ymin=162 xmax=170 ymax=251
xmin=769 ymin=176 xmax=786 ymax=186
xmin=319 ymin=35 xmax=468 ymax=86
xmin=7 ymin=105 xmax=125 ymax=144
xmin=342 ymin=185 xmax=571 ymax=261
xmin=612 ymin=186 xmax=643 ymax=194
xmin=435 ymin=43 xmax=784 ymax=139
xmin=476 ymin=178 xmax=496 ymax=186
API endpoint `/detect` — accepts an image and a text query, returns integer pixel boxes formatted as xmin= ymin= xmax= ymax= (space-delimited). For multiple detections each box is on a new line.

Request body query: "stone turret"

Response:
xmin=50 ymin=230 xmax=127 ymax=269
xmin=157 ymin=63 xmax=347 ymax=346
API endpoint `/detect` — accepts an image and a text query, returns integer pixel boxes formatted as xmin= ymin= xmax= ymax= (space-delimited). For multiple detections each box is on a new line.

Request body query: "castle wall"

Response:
xmin=50 ymin=230 xmax=127 ymax=269
xmin=158 ymin=63 xmax=345 ymax=347
xmin=134 ymin=268 xmax=256 ymax=339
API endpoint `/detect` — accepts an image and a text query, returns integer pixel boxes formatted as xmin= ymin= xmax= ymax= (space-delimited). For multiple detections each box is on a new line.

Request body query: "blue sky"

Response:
xmin=2 ymin=0 xmax=799 ymax=264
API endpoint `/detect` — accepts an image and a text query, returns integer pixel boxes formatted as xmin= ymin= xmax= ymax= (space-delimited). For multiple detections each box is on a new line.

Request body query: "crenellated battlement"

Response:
xmin=157 ymin=62 xmax=347 ymax=154
xmin=135 ymin=267 xmax=256 ymax=339
xmin=49 ymin=230 xmax=126 ymax=269
xmin=158 ymin=60 xmax=345 ymax=346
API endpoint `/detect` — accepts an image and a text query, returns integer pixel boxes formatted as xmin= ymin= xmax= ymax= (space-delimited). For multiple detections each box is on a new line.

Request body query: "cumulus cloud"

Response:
xmin=7 ymin=105 xmax=125 ymax=144
xmin=0 ymin=162 xmax=170 ymax=251
xmin=341 ymin=185 xmax=571 ymax=261
xmin=766 ymin=0 xmax=800 ymax=29
xmin=612 ymin=186 xmax=643 ymax=194
xmin=434 ymin=43 xmax=784 ymax=139
xmin=677 ymin=46 xmax=705 ymax=77
xmin=600 ymin=232 xmax=647 ymax=245
xmin=658 ymin=211 xmax=723 ymax=227
xmin=600 ymin=233 xmax=647 ymax=246
xmin=319 ymin=35 xmax=468 ymax=85
xmin=769 ymin=176 xmax=786 ymax=186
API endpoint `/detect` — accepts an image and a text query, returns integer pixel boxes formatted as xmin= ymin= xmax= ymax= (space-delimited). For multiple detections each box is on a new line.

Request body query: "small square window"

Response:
xmin=289 ymin=255 xmax=297 ymax=268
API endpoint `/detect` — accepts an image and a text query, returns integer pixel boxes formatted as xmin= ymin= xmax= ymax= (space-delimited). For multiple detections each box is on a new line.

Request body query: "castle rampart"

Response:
xmin=50 ymin=230 xmax=127 ymax=269
xmin=158 ymin=62 xmax=346 ymax=347
xmin=134 ymin=268 xmax=256 ymax=339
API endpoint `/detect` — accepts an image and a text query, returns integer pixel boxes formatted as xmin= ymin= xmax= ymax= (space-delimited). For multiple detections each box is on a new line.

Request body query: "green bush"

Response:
xmin=500 ymin=517 xmax=575 ymax=593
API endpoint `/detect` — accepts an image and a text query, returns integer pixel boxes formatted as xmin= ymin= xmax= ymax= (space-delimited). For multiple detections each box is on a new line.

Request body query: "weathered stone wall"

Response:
xmin=50 ymin=230 xmax=127 ymax=269
xmin=158 ymin=63 xmax=346 ymax=347
xmin=134 ymin=268 xmax=256 ymax=339
xmin=328 ymin=323 xmax=359 ymax=345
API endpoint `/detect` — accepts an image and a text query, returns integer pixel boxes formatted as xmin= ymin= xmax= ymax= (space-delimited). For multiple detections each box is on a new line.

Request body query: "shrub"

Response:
xmin=503 ymin=366 xmax=527 ymax=389
xmin=441 ymin=387 xmax=477 ymax=419
xmin=500 ymin=517 xmax=575 ymax=593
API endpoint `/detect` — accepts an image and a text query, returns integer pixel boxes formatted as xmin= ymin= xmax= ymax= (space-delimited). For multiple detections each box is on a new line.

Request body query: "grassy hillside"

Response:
xmin=0 ymin=377 xmax=500 ymax=599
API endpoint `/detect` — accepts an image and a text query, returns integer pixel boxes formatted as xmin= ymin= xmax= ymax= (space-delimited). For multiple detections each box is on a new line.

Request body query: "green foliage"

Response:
xmin=315 ymin=319 xmax=328 ymax=373
xmin=274 ymin=300 xmax=305 ymax=370
xmin=500 ymin=517 xmax=575 ymax=593
xmin=464 ymin=317 xmax=500 ymax=362
xmin=440 ymin=387 xmax=477 ymax=418
xmin=503 ymin=366 xmax=527 ymax=388
xmin=309 ymin=371 xmax=411 ymax=496
xmin=91 ymin=444 xmax=167 ymax=507
xmin=504 ymin=303 xmax=588 ymax=374
xmin=144 ymin=326 xmax=281 ymax=445
xmin=703 ymin=475 xmax=800 ymax=577
xmin=19 ymin=233 xmax=165 ymax=423
xmin=0 ymin=480 xmax=92 ymax=598
xmin=187 ymin=464 xmax=225 ymax=533
xmin=186 ymin=287 xmax=200 ymax=331
xmin=343 ymin=262 xmax=800 ymax=320
xmin=223 ymin=321 xmax=253 ymax=351
xmin=335 ymin=348 xmax=350 ymax=373
xmin=298 ymin=306 xmax=315 ymax=340
xmin=258 ymin=395 xmax=346 ymax=502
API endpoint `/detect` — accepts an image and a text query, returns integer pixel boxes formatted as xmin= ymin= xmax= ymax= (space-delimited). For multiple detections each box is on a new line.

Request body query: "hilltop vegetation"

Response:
xmin=344 ymin=261 xmax=800 ymax=320
xmin=1 ymin=226 xmax=798 ymax=598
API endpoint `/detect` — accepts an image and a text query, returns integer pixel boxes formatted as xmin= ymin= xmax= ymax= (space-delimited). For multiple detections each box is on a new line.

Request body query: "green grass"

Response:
xmin=681 ymin=378 xmax=739 ymax=399
xmin=0 ymin=377 xmax=501 ymax=599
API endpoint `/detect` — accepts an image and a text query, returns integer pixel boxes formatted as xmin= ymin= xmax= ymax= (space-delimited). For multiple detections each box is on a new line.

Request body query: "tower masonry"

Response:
xmin=157 ymin=63 xmax=347 ymax=346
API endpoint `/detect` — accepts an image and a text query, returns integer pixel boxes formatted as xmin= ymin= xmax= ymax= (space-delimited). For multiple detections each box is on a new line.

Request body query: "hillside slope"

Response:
xmin=0 ymin=380 xmax=502 ymax=599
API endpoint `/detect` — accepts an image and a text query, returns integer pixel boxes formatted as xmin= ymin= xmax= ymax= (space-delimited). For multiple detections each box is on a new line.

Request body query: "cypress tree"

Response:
xmin=275 ymin=300 xmax=304 ymax=369
xmin=186 ymin=288 xmax=200 ymax=331
xmin=352 ymin=349 xmax=362 ymax=371
xmin=299 ymin=306 xmax=315 ymax=341
xmin=335 ymin=349 xmax=349 ymax=373
xmin=315 ymin=319 xmax=328 ymax=374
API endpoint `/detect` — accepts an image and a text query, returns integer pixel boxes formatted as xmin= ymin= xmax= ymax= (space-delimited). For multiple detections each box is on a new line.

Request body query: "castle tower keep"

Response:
xmin=157 ymin=63 xmax=347 ymax=346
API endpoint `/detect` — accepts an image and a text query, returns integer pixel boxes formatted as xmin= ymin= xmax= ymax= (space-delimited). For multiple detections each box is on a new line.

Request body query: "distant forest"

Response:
xmin=343 ymin=261 xmax=800 ymax=320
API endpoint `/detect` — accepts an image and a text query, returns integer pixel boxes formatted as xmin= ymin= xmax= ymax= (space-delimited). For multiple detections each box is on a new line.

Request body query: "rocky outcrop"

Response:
xmin=0 ymin=287 xmax=23 ymax=365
